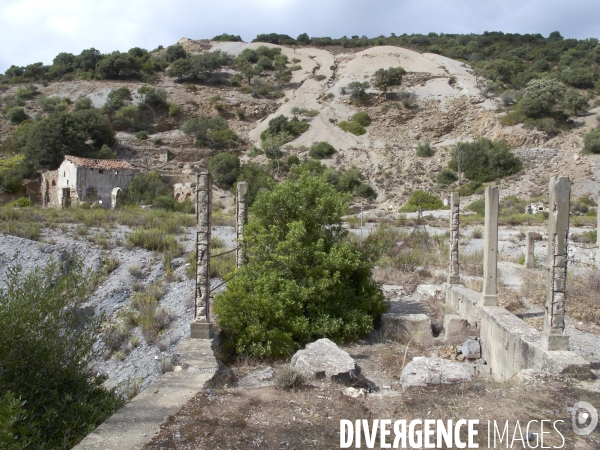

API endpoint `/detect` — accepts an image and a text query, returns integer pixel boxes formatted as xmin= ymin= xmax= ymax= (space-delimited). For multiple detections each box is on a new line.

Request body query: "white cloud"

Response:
xmin=0 ymin=0 xmax=598 ymax=72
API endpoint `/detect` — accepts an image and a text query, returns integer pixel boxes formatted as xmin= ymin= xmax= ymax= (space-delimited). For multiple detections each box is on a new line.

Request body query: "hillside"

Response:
xmin=1 ymin=35 xmax=600 ymax=208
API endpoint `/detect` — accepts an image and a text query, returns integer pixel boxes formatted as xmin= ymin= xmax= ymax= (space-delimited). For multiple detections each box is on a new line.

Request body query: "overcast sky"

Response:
xmin=1 ymin=0 xmax=599 ymax=73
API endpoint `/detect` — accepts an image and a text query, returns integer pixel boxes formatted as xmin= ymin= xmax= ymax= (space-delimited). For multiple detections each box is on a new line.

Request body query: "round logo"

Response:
xmin=572 ymin=401 xmax=598 ymax=436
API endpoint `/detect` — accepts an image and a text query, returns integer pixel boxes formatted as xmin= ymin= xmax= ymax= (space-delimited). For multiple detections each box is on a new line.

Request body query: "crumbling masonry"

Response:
xmin=236 ymin=182 xmax=248 ymax=268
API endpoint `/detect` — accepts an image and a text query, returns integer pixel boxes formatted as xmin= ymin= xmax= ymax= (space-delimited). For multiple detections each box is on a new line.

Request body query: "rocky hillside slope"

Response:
xmin=2 ymin=38 xmax=599 ymax=207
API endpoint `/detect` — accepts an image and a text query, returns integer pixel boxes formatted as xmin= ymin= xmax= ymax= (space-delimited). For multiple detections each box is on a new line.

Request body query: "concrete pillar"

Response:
xmin=541 ymin=176 xmax=570 ymax=351
xmin=236 ymin=182 xmax=248 ymax=268
xmin=481 ymin=187 xmax=499 ymax=306
xmin=448 ymin=192 xmax=460 ymax=284
xmin=525 ymin=232 xmax=535 ymax=269
xmin=190 ymin=172 xmax=212 ymax=339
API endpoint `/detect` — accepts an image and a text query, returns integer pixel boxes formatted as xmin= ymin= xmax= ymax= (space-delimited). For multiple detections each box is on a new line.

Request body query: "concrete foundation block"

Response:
xmin=540 ymin=332 xmax=570 ymax=351
xmin=541 ymin=351 xmax=591 ymax=379
xmin=190 ymin=321 xmax=213 ymax=339
xmin=442 ymin=314 xmax=477 ymax=344
xmin=381 ymin=313 xmax=433 ymax=346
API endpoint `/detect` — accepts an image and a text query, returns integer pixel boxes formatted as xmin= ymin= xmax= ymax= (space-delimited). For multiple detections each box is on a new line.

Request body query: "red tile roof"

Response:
xmin=64 ymin=155 xmax=134 ymax=171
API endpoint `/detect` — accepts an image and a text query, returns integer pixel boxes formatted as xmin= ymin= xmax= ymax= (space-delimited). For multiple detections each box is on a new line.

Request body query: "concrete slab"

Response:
xmin=73 ymin=338 xmax=218 ymax=450
xmin=381 ymin=313 xmax=433 ymax=346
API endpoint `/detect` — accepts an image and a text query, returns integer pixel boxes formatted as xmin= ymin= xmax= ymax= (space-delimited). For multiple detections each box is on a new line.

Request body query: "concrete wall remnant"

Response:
xmin=541 ymin=176 xmax=571 ymax=351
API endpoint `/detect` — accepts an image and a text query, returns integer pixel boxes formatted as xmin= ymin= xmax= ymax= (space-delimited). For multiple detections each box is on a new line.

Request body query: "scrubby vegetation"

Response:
xmin=0 ymin=259 xmax=123 ymax=448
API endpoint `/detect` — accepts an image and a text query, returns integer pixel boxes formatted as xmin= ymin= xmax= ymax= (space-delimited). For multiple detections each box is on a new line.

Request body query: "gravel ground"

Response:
xmin=0 ymin=224 xmax=236 ymax=395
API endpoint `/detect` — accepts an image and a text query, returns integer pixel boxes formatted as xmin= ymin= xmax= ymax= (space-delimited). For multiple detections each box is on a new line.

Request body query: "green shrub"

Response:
xmin=168 ymin=103 xmax=180 ymax=116
xmin=416 ymin=141 xmax=435 ymax=157
xmin=0 ymin=259 xmax=123 ymax=448
xmin=5 ymin=197 xmax=33 ymax=208
xmin=356 ymin=183 xmax=376 ymax=198
xmin=209 ymin=152 xmax=240 ymax=188
xmin=97 ymin=144 xmax=117 ymax=159
xmin=126 ymin=171 xmax=170 ymax=206
xmin=214 ymin=168 xmax=385 ymax=358
xmin=309 ymin=141 xmax=336 ymax=159
xmin=6 ymin=107 xmax=28 ymax=124
xmin=209 ymin=128 xmax=238 ymax=145
xmin=73 ymin=96 xmax=93 ymax=111
xmin=459 ymin=181 xmax=484 ymax=196
xmin=468 ymin=198 xmax=485 ymax=215
xmin=135 ymin=130 xmax=148 ymax=140
xmin=260 ymin=115 xmax=309 ymax=141
xmin=583 ymin=129 xmax=600 ymax=154
xmin=351 ymin=111 xmax=371 ymax=126
xmin=235 ymin=107 xmax=246 ymax=119
xmin=287 ymin=155 xmax=300 ymax=166
xmin=275 ymin=367 xmax=306 ymax=391
xmin=399 ymin=190 xmax=444 ymax=212
xmin=437 ymin=168 xmax=458 ymax=186
xmin=338 ymin=120 xmax=366 ymax=136
xmin=449 ymin=138 xmax=522 ymax=183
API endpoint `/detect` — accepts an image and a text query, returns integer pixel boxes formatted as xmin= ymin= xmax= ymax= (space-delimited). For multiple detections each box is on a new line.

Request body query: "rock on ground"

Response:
xmin=400 ymin=356 xmax=473 ymax=389
xmin=291 ymin=338 xmax=360 ymax=383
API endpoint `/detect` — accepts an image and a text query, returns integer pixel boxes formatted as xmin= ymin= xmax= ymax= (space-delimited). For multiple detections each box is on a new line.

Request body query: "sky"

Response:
xmin=1 ymin=0 xmax=599 ymax=73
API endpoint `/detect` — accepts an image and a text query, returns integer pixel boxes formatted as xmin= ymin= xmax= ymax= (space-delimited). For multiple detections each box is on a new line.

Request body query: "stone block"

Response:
xmin=400 ymin=356 xmax=473 ymax=389
xmin=442 ymin=314 xmax=475 ymax=344
xmin=381 ymin=313 xmax=433 ymax=346
xmin=190 ymin=321 xmax=213 ymax=339
xmin=291 ymin=338 xmax=360 ymax=383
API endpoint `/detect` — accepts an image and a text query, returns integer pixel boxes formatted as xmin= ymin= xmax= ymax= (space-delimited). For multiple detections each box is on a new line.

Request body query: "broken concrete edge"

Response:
xmin=73 ymin=338 xmax=218 ymax=450
xmin=445 ymin=285 xmax=590 ymax=381
xmin=380 ymin=313 xmax=433 ymax=346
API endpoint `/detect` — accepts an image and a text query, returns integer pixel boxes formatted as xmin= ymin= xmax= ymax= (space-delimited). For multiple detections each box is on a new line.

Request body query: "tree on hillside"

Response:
xmin=346 ymin=81 xmax=370 ymax=100
xmin=372 ymin=67 xmax=406 ymax=100
xmin=213 ymin=168 xmax=386 ymax=358
xmin=208 ymin=152 xmax=240 ymax=189
xmin=165 ymin=44 xmax=187 ymax=62
xmin=563 ymin=89 xmax=589 ymax=116
xmin=518 ymin=77 xmax=566 ymax=118
xmin=96 ymin=52 xmax=140 ymax=79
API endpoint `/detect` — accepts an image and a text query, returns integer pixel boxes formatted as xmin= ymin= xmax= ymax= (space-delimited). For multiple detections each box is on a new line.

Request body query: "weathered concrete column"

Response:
xmin=236 ymin=181 xmax=248 ymax=268
xmin=525 ymin=232 xmax=535 ymax=269
xmin=190 ymin=172 xmax=212 ymax=339
xmin=448 ymin=192 xmax=460 ymax=284
xmin=541 ymin=176 xmax=570 ymax=351
xmin=481 ymin=187 xmax=499 ymax=306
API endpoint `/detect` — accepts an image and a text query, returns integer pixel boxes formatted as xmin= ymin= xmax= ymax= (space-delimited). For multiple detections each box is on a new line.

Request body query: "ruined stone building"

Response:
xmin=41 ymin=155 xmax=135 ymax=208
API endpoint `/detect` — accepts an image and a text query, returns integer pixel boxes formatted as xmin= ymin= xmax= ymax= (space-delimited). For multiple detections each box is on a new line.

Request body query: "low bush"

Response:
xmin=309 ymin=141 xmax=336 ymax=159
xmin=338 ymin=120 xmax=366 ymax=136
xmin=583 ymin=129 xmax=600 ymax=154
xmin=356 ymin=183 xmax=376 ymax=199
xmin=416 ymin=141 xmax=434 ymax=157
xmin=6 ymin=107 xmax=28 ymax=124
xmin=351 ymin=111 xmax=371 ymax=126
xmin=437 ymin=168 xmax=458 ymax=186
xmin=399 ymin=190 xmax=444 ymax=212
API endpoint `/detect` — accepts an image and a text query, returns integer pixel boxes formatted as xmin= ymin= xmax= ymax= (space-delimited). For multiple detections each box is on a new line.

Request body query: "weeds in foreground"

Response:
xmin=275 ymin=367 xmax=306 ymax=391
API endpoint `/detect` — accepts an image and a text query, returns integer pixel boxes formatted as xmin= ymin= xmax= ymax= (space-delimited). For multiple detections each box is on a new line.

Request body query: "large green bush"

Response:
xmin=0 ymin=259 xmax=123 ymax=448
xmin=214 ymin=168 xmax=386 ymax=358
xmin=126 ymin=171 xmax=171 ymax=206
xmin=209 ymin=152 xmax=240 ymax=188
xmin=449 ymin=138 xmax=522 ymax=183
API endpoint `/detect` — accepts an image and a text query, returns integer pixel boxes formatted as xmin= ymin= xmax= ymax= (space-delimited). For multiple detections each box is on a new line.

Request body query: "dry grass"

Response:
xmin=567 ymin=269 xmax=600 ymax=327
xmin=520 ymin=272 xmax=546 ymax=307
xmin=460 ymin=250 xmax=483 ymax=276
